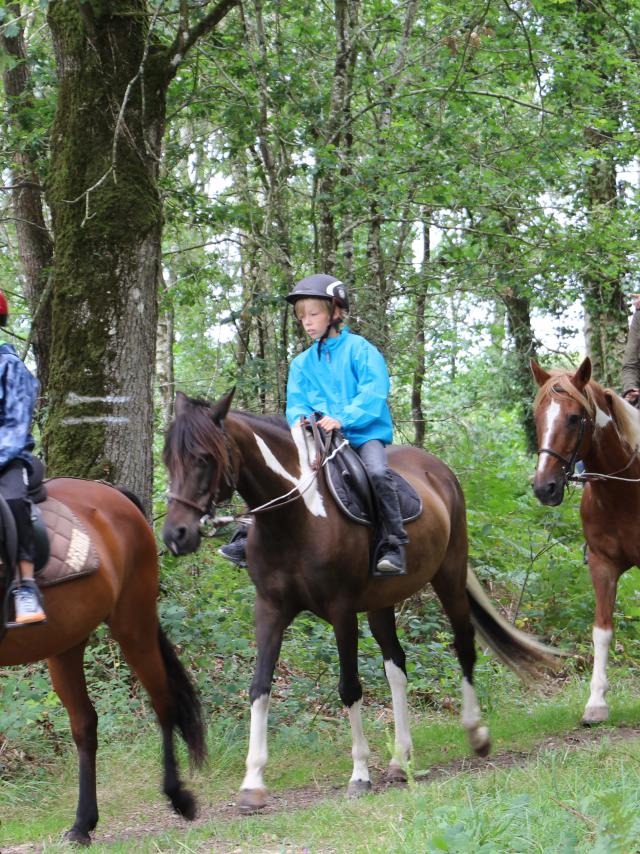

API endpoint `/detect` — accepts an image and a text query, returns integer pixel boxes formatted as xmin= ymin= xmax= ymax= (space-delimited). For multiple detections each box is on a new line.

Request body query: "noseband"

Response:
xmin=537 ymin=413 xmax=591 ymax=483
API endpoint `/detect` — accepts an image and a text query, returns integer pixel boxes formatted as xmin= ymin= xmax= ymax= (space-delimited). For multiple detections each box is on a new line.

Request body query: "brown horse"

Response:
xmin=531 ymin=356 xmax=640 ymax=724
xmin=162 ymin=389 xmax=559 ymax=811
xmin=0 ymin=478 xmax=205 ymax=846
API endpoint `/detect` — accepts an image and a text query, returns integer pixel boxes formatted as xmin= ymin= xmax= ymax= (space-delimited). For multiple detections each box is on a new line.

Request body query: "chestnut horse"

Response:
xmin=0 ymin=478 xmax=205 ymax=846
xmin=531 ymin=356 xmax=640 ymax=724
xmin=162 ymin=389 xmax=559 ymax=811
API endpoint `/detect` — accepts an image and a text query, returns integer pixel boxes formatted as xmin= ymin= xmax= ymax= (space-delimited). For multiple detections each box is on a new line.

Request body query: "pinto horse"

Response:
xmin=162 ymin=389 xmax=559 ymax=811
xmin=531 ymin=357 xmax=640 ymax=724
xmin=0 ymin=478 xmax=205 ymax=846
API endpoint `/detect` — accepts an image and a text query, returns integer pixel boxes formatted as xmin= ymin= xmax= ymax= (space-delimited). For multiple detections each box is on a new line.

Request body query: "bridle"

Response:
xmin=167 ymin=425 xmax=237 ymax=520
xmin=537 ymin=395 xmax=640 ymax=484
xmin=537 ymin=411 xmax=592 ymax=484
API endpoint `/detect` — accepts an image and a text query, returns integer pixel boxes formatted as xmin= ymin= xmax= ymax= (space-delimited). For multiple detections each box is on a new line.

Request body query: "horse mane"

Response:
xmin=163 ymin=396 xmax=229 ymax=482
xmin=534 ymin=369 xmax=640 ymax=452
xmin=163 ymin=396 xmax=292 ymax=482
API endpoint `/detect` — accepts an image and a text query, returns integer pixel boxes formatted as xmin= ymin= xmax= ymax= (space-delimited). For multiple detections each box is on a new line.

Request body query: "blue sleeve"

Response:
xmin=285 ymin=358 xmax=312 ymax=427
xmin=338 ymin=342 xmax=390 ymax=431
xmin=0 ymin=358 xmax=37 ymax=468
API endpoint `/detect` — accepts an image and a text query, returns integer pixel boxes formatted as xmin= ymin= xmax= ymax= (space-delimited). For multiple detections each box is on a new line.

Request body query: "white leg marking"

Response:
xmin=253 ymin=425 xmax=326 ymax=517
xmin=347 ymin=699 xmax=370 ymax=783
xmin=585 ymin=626 xmax=612 ymax=720
xmin=384 ymin=660 xmax=412 ymax=766
xmin=462 ymin=678 xmax=489 ymax=753
xmin=241 ymin=694 xmax=270 ymax=791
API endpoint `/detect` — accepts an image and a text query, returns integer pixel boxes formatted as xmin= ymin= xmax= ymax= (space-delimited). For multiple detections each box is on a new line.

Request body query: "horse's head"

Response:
xmin=530 ymin=357 xmax=595 ymax=505
xmin=162 ymin=388 xmax=236 ymax=555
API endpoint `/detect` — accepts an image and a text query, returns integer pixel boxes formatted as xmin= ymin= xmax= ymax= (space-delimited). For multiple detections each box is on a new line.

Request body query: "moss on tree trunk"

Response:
xmin=44 ymin=0 xmax=166 ymax=510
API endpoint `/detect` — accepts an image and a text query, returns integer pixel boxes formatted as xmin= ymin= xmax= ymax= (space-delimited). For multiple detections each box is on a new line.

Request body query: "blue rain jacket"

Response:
xmin=0 ymin=343 xmax=38 ymax=472
xmin=286 ymin=328 xmax=393 ymax=448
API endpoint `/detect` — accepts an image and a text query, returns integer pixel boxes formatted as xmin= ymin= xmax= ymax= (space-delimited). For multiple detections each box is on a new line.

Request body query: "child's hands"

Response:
xmin=317 ymin=415 xmax=342 ymax=431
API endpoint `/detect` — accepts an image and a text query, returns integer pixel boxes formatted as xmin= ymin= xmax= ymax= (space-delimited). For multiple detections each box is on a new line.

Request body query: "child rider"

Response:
xmin=220 ymin=273 xmax=408 ymax=576
xmin=0 ymin=288 xmax=46 ymax=625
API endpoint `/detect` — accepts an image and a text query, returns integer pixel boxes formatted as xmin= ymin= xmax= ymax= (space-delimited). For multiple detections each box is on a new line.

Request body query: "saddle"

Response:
xmin=0 ymin=463 xmax=100 ymax=635
xmin=322 ymin=431 xmax=422 ymax=527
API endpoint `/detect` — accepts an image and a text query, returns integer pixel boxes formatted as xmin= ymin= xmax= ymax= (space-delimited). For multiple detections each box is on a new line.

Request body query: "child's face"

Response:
xmin=295 ymin=299 xmax=334 ymax=340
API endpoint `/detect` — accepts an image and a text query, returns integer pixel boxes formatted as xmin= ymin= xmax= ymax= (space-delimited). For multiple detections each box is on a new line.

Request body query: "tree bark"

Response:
xmin=1 ymin=2 xmax=54 ymax=388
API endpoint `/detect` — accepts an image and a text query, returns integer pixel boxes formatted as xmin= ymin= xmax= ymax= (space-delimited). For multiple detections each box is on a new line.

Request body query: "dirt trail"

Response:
xmin=3 ymin=723 xmax=640 ymax=852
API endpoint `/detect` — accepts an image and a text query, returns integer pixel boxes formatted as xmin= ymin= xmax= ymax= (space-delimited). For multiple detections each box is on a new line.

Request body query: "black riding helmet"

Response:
xmin=285 ymin=274 xmax=349 ymax=311
xmin=286 ymin=274 xmax=349 ymax=358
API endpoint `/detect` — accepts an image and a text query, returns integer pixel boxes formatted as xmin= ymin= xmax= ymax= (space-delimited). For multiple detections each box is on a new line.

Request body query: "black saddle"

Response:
xmin=323 ymin=432 xmax=422 ymax=527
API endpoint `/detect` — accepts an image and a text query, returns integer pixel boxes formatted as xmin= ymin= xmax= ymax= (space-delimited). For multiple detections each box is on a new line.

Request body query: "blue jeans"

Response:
xmin=355 ymin=440 xmax=408 ymax=547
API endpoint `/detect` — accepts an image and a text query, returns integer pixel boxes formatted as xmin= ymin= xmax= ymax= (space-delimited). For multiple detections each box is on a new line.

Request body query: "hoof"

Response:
xmin=384 ymin=763 xmax=408 ymax=784
xmin=582 ymin=705 xmax=609 ymax=726
xmin=347 ymin=779 xmax=372 ymax=799
xmin=170 ymin=788 xmax=197 ymax=821
xmin=469 ymin=725 xmax=491 ymax=757
xmin=238 ymin=787 xmax=267 ymax=814
xmin=64 ymin=828 xmax=92 ymax=847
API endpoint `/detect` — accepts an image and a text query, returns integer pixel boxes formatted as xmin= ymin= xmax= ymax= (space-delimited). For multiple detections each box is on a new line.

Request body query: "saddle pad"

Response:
xmin=35 ymin=496 xmax=100 ymax=587
xmin=325 ymin=441 xmax=422 ymax=527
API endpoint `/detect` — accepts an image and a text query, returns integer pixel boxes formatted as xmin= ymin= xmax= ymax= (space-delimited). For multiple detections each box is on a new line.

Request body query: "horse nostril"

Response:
xmin=175 ymin=525 xmax=188 ymax=544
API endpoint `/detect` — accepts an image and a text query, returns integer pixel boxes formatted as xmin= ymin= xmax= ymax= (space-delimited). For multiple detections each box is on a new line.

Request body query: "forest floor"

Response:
xmin=3 ymin=721 xmax=639 ymax=852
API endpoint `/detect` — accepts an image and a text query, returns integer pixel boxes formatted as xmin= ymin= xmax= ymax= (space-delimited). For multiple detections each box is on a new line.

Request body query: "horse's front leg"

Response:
xmin=367 ymin=607 xmax=412 ymax=782
xmin=332 ymin=610 xmax=371 ymax=797
xmin=238 ymin=594 xmax=294 ymax=813
xmin=583 ymin=552 xmax=621 ymax=725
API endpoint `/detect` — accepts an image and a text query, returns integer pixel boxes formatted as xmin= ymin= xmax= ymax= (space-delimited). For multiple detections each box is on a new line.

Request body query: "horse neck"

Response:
xmin=586 ymin=402 xmax=639 ymax=477
xmin=225 ymin=413 xmax=323 ymax=517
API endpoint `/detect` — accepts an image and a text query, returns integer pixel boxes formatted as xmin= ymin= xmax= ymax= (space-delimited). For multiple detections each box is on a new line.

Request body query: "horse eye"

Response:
xmin=567 ymin=413 xmax=581 ymax=427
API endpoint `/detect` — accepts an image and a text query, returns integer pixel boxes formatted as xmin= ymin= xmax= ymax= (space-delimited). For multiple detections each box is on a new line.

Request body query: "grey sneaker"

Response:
xmin=375 ymin=546 xmax=407 ymax=577
xmin=219 ymin=535 xmax=247 ymax=567
xmin=13 ymin=581 xmax=46 ymax=625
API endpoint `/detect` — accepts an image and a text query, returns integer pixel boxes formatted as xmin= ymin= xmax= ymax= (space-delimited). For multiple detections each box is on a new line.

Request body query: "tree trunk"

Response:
xmin=44 ymin=0 xmax=164 ymax=511
xmin=1 ymin=2 xmax=54 ymax=388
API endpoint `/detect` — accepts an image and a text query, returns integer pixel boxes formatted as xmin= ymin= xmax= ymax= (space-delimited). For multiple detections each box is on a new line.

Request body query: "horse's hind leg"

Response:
xmin=367 ymin=607 xmax=412 ymax=782
xmin=109 ymin=619 xmax=198 ymax=820
xmin=47 ymin=641 xmax=99 ymax=846
xmin=583 ymin=553 xmax=621 ymax=725
xmin=431 ymin=569 xmax=491 ymax=757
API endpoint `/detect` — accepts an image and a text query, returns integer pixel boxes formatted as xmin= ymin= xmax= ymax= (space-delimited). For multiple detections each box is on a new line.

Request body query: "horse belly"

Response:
xmin=0 ymin=574 xmax=116 ymax=666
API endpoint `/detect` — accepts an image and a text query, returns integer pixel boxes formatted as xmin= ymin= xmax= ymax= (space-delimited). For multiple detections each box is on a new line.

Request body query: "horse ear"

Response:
xmin=572 ymin=357 xmax=592 ymax=391
xmin=530 ymin=359 xmax=550 ymax=388
xmin=210 ymin=387 xmax=236 ymax=423
xmin=174 ymin=391 xmax=189 ymax=415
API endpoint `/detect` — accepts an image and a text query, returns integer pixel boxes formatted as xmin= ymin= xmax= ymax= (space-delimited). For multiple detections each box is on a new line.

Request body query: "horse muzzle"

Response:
xmin=162 ymin=519 xmax=202 ymax=556
xmin=532 ymin=473 xmax=565 ymax=506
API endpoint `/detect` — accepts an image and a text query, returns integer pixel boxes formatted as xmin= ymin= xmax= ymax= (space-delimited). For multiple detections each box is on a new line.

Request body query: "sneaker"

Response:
xmin=13 ymin=581 xmax=46 ymax=625
xmin=375 ymin=546 xmax=407 ymax=577
xmin=219 ymin=536 xmax=247 ymax=567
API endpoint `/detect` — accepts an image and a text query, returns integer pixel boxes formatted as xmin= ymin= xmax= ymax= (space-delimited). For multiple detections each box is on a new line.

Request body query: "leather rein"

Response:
xmin=168 ymin=416 xmax=348 ymax=524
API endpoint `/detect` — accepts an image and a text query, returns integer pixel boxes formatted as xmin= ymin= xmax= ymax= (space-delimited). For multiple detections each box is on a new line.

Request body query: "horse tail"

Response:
xmin=465 ymin=567 xmax=566 ymax=683
xmin=115 ymin=485 xmax=147 ymax=518
xmin=158 ymin=627 xmax=207 ymax=767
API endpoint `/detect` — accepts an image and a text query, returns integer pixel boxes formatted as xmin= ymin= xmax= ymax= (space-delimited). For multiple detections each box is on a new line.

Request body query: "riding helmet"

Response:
xmin=0 ymin=289 xmax=8 ymax=326
xmin=285 ymin=274 xmax=349 ymax=311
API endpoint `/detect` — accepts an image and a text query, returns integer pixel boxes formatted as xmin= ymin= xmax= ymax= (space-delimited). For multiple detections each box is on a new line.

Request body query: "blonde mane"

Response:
xmin=534 ymin=369 xmax=640 ymax=453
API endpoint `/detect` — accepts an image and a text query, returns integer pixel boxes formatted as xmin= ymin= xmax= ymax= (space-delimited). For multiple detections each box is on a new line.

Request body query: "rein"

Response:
xmin=168 ymin=414 xmax=350 ymax=525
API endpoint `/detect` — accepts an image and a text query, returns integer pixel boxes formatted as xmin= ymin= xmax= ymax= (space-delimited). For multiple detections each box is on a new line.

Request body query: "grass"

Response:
xmin=1 ymin=668 xmax=639 ymax=852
